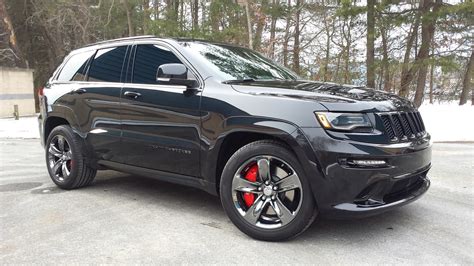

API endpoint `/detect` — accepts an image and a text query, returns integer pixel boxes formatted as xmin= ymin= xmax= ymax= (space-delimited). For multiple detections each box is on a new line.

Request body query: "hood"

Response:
xmin=230 ymin=80 xmax=416 ymax=112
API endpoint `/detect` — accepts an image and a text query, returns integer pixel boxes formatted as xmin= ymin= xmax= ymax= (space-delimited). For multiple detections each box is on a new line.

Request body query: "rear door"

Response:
xmin=59 ymin=45 xmax=129 ymax=162
xmin=120 ymin=43 xmax=202 ymax=177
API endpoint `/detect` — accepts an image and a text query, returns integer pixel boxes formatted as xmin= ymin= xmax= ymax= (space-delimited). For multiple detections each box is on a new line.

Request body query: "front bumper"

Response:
xmin=299 ymin=127 xmax=432 ymax=218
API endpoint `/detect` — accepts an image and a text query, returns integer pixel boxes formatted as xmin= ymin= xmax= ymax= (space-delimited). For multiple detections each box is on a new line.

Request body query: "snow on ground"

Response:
xmin=0 ymin=103 xmax=472 ymax=142
xmin=419 ymin=102 xmax=474 ymax=142
xmin=0 ymin=116 xmax=40 ymax=139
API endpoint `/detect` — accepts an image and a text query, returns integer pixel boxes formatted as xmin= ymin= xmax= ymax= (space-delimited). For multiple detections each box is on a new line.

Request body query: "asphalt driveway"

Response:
xmin=0 ymin=139 xmax=473 ymax=264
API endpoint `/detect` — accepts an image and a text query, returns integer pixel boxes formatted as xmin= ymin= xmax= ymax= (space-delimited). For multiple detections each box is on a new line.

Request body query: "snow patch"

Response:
xmin=0 ymin=116 xmax=40 ymax=139
xmin=419 ymin=102 xmax=474 ymax=142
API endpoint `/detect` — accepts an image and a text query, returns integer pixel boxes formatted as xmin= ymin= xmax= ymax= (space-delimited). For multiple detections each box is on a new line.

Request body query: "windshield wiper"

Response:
xmin=222 ymin=78 xmax=256 ymax=84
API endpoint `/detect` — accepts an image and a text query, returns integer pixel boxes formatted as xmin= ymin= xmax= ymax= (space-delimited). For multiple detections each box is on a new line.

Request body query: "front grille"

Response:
xmin=378 ymin=111 xmax=426 ymax=142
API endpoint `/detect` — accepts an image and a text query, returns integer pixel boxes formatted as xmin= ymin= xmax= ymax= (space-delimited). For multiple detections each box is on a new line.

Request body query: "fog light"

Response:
xmin=346 ymin=159 xmax=388 ymax=168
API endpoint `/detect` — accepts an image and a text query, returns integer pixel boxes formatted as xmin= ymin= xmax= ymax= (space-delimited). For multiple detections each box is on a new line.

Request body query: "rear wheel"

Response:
xmin=45 ymin=125 xmax=96 ymax=189
xmin=220 ymin=140 xmax=317 ymax=241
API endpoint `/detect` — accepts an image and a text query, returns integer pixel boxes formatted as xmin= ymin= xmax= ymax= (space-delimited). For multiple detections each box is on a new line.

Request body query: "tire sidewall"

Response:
xmin=220 ymin=141 xmax=316 ymax=241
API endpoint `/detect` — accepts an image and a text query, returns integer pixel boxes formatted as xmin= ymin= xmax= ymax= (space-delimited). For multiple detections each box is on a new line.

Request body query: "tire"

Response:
xmin=45 ymin=125 xmax=96 ymax=189
xmin=220 ymin=140 xmax=317 ymax=241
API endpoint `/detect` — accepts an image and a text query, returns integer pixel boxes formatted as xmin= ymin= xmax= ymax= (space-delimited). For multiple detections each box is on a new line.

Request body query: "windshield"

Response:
xmin=179 ymin=42 xmax=299 ymax=81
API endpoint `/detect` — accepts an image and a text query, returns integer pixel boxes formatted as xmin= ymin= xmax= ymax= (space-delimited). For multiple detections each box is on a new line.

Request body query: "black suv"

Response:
xmin=39 ymin=36 xmax=431 ymax=241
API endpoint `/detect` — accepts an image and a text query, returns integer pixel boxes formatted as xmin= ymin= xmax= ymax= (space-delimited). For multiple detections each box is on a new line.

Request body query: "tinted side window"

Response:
xmin=56 ymin=50 xmax=94 ymax=82
xmin=132 ymin=44 xmax=182 ymax=84
xmin=88 ymin=46 xmax=127 ymax=82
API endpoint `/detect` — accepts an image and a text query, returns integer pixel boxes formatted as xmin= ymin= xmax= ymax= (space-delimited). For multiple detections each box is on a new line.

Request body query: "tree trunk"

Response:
xmin=381 ymin=25 xmax=390 ymax=92
xmin=322 ymin=13 xmax=333 ymax=82
xmin=143 ymin=0 xmax=150 ymax=34
xmin=414 ymin=61 xmax=429 ymax=107
xmin=192 ymin=0 xmax=199 ymax=32
xmin=253 ymin=0 xmax=267 ymax=51
xmin=459 ymin=50 xmax=473 ymax=105
xmin=399 ymin=16 xmax=420 ymax=97
xmin=292 ymin=0 xmax=301 ymax=74
xmin=180 ymin=0 xmax=185 ymax=31
xmin=153 ymin=0 xmax=159 ymax=20
xmin=166 ymin=0 xmax=177 ymax=21
xmin=366 ymin=0 xmax=376 ymax=88
xmin=323 ymin=32 xmax=330 ymax=81
xmin=429 ymin=63 xmax=434 ymax=104
xmin=268 ymin=0 xmax=277 ymax=59
xmin=344 ymin=46 xmax=350 ymax=84
xmin=413 ymin=0 xmax=441 ymax=107
xmin=122 ymin=0 xmax=135 ymax=36
xmin=282 ymin=0 xmax=291 ymax=67
xmin=244 ymin=0 xmax=253 ymax=49
xmin=378 ymin=66 xmax=384 ymax=90
xmin=342 ymin=18 xmax=352 ymax=84
xmin=210 ymin=1 xmax=219 ymax=34
xmin=174 ymin=0 xmax=179 ymax=21
xmin=334 ymin=52 xmax=342 ymax=83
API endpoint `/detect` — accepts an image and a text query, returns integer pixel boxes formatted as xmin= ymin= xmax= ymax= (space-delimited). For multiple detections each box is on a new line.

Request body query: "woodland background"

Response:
xmin=0 ymin=0 xmax=472 ymax=109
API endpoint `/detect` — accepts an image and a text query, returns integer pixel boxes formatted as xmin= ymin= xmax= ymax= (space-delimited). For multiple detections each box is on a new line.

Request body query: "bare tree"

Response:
xmin=0 ymin=0 xmax=25 ymax=67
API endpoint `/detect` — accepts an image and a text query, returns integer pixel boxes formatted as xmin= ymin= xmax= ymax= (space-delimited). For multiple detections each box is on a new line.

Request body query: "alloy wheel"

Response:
xmin=47 ymin=135 xmax=73 ymax=182
xmin=231 ymin=155 xmax=303 ymax=229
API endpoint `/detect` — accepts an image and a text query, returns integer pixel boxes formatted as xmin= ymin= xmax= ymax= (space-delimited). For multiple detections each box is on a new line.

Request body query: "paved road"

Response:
xmin=0 ymin=139 xmax=473 ymax=264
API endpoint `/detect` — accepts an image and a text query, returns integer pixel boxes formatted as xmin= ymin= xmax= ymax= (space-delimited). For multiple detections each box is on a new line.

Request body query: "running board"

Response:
xmin=98 ymin=160 xmax=217 ymax=195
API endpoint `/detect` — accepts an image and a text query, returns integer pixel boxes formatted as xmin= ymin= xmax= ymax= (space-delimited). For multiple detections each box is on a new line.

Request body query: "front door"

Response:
xmin=120 ymin=43 xmax=201 ymax=177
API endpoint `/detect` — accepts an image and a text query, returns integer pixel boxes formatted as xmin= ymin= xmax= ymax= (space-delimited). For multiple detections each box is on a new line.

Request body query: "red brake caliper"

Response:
xmin=243 ymin=164 xmax=258 ymax=208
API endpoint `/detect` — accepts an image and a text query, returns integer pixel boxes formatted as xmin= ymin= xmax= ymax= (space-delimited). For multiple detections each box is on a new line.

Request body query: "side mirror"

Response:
xmin=156 ymin=63 xmax=198 ymax=88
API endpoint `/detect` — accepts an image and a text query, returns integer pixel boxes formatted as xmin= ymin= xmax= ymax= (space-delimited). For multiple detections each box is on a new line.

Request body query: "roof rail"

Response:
xmin=173 ymin=37 xmax=211 ymax=42
xmin=84 ymin=35 xmax=157 ymax=47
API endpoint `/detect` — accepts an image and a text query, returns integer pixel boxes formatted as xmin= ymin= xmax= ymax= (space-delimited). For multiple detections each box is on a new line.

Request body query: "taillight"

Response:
xmin=38 ymin=87 xmax=44 ymax=97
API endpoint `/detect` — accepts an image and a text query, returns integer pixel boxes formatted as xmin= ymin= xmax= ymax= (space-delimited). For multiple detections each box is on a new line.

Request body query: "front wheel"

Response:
xmin=220 ymin=140 xmax=317 ymax=241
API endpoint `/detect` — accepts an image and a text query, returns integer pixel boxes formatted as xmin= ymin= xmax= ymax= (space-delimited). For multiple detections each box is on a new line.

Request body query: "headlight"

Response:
xmin=315 ymin=112 xmax=372 ymax=131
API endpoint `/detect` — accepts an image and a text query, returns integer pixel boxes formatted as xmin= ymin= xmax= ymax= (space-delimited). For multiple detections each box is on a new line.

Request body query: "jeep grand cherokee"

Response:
xmin=38 ymin=36 xmax=431 ymax=241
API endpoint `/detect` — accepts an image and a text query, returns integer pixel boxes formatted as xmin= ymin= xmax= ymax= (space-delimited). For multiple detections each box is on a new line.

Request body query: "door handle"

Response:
xmin=124 ymin=91 xmax=141 ymax=99
xmin=73 ymin=88 xmax=87 ymax=94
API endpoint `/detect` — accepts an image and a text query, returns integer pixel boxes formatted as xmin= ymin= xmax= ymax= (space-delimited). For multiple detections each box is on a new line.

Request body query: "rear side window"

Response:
xmin=132 ymin=44 xmax=182 ymax=84
xmin=56 ymin=50 xmax=94 ymax=82
xmin=88 ymin=46 xmax=127 ymax=83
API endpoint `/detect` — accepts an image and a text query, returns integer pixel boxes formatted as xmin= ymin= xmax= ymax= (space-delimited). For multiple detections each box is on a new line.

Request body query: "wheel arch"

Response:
xmin=43 ymin=116 xmax=70 ymax=144
xmin=43 ymin=103 xmax=83 ymax=143
xmin=204 ymin=117 xmax=323 ymax=199
xmin=43 ymin=111 xmax=83 ymax=145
